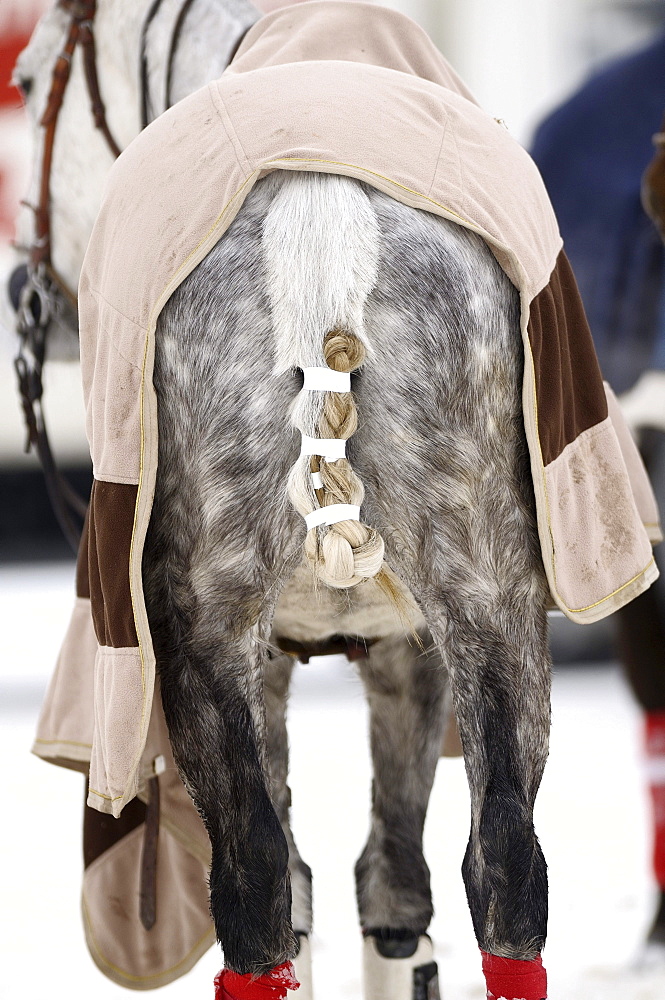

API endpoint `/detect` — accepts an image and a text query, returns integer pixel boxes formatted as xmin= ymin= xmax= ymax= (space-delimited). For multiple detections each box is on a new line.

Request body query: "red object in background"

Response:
xmin=0 ymin=2 xmax=50 ymax=107
xmin=0 ymin=3 xmax=50 ymax=244
xmin=645 ymin=710 xmax=665 ymax=889
xmin=0 ymin=31 xmax=26 ymax=109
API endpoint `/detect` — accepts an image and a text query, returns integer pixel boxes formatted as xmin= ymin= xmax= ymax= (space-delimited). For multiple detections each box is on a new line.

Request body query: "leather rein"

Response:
xmin=14 ymin=0 xmax=199 ymax=553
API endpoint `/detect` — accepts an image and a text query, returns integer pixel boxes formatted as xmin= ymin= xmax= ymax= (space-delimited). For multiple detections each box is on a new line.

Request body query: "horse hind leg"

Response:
xmin=355 ymin=195 xmax=551 ymax=999
xmin=383 ymin=481 xmax=551 ymax=1000
xmin=433 ymin=579 xmax=550 ymax=1000
xmin=355 ymin=632 xmax=447 ymax=1000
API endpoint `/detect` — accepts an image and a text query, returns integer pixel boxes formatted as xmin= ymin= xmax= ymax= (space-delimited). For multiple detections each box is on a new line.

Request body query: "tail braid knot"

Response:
xmin=290 ymin=329 xmax=384 ymax=589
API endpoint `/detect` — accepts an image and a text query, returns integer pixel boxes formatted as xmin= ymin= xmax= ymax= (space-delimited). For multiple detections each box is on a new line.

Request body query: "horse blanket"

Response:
xmin=33 ymin=0 xmax=661 ymax=987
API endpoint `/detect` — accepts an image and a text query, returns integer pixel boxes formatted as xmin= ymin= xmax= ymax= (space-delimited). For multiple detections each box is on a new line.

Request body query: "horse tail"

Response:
xmin=262 ymin=171 xmax=386 ymax=589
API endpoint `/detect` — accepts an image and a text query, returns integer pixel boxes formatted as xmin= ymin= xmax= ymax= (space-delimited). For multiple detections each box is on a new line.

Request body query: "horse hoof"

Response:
xmin=362 ymin=935 xmax=440 ymax=1000
xmin=288 ymin=934 xmax=313 ymax=1000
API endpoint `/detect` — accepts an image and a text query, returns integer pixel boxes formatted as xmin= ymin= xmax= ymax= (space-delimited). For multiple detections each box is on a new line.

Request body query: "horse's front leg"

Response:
xmin=355 ymin=632 xmax=447 ymax=1000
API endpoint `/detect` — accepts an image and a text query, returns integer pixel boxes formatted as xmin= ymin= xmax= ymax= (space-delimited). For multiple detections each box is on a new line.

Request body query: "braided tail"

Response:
xmin=289 ymin=330 xmax=384 ymax=588
xmin=263 ymin=171 xmax=386 ymax=590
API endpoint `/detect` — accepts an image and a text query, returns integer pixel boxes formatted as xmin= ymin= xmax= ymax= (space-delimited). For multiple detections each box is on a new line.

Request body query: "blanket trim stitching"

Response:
xmin=34 ymin=737 xmax=93 ymax=749
xmin=89 ymin=788 xmax=124 ymax=802
xmin=82 ymin=884 xmax=215 ymax=983
xmin=566 ymin=557 xmax=657 ymax=613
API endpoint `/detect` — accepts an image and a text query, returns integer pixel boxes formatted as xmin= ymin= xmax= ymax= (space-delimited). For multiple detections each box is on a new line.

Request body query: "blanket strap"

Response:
xmin=13 ymin=0 xmax=123 ymax=554
xmin=139 ymin=771 xmax=162 ymax=932
xmin=141 ymin=0 xmax=251 ymax=128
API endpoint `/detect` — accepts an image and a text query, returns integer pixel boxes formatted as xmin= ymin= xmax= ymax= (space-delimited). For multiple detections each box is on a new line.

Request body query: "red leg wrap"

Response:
xmin=481 ymin=950 xmax=547 ymax=1000
xmin=214 ymin=962 xmax=299 ymax=1000
xmin=646 ymin=711 xmax=665 ymax=888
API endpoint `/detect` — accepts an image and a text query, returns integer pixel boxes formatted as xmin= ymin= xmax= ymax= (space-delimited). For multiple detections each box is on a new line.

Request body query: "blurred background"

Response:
xmin=1 ymin=1 xmax=665 ymax=998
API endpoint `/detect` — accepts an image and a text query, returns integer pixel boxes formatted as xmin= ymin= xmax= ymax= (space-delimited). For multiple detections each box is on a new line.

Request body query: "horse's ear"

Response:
xmin=641 ymin=115 xmax=665 ymax=242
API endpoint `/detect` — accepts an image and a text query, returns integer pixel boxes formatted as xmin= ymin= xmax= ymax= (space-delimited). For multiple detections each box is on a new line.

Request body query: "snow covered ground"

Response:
xmin=2 ymin=562 xmax=665 ymax=1000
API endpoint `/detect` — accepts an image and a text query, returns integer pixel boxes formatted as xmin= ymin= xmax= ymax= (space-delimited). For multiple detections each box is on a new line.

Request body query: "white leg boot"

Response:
xmin=288 ymin=934 xmax=313 ymax=1000
xmin=362 ymin=935 xmax=440 ymax=1000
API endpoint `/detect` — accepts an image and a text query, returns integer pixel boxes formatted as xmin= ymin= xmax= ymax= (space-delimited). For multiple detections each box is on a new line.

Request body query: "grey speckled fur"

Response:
xmin=142 ymin=171 xmax=551 ymax=975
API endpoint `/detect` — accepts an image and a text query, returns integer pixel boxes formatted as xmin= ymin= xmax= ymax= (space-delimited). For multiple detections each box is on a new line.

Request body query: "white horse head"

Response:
xmin=12 ymin=0 xmax=258 ymax=303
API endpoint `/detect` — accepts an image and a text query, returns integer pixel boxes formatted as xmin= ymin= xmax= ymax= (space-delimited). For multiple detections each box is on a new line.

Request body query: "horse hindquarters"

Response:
xmin=144 ymin=172 xmax=551 ymax=994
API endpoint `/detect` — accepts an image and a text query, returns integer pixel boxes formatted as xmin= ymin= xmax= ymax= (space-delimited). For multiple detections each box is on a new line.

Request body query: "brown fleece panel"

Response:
xmin=76 ymin=504 xmax=91 ymax=599
xmin=528 ymin=250 xmax=608 ymax=467
xmin=83 ymin=783 xmax=146 ymax=869
xmin=88 ymin=480 xmax=139 ymax=648
xmin=615 ymin=586 xmax=665 ymax=711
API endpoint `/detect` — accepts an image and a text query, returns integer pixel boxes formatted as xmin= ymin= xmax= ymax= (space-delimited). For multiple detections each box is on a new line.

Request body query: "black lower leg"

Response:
xmin=440 ymin=610 xmax=550 ymax=961
xmin=158 ymin=646 xmax=297 ymax=974
xmin=264 ymin=650 xmax=313 ymax=936
xmin=355 ymin=634 xmax=446 ymax=940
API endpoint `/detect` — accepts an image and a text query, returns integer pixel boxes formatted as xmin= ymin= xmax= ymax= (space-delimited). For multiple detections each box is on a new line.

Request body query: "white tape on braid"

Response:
xmin=301 ymin=435 xmax=347 ymax=461
xmin=304 ymin=504 xmax=361 ymax=530
xmin=311 ymin=471 xmax=324 ymax=489
xmin=302 ymin=367 xmax=351 ymax=392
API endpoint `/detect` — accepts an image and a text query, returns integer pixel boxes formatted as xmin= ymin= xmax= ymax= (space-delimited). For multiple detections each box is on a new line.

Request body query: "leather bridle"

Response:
xmin=33 ymin=0 xmax=123 ymax=271
xmin=13 ymin=0 xmax=213 ymax=553
xmin=14 ymin=0 xmax=124 ymax=552
xmin=141 ymin=0 xmax=197 ymax=128
xmin=139 ymin=0 xmax=248 ymax=127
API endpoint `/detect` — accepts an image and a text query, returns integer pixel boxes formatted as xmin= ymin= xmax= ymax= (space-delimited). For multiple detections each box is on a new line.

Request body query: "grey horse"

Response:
xmin=11 ymin=2 xmax=551 ymax=997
